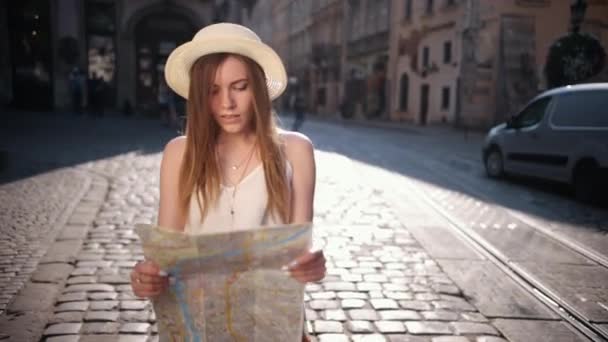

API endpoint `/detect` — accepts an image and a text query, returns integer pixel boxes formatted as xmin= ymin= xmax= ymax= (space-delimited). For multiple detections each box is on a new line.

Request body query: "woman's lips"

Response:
xmin=219 ymin=114 xmax=241 ymax=123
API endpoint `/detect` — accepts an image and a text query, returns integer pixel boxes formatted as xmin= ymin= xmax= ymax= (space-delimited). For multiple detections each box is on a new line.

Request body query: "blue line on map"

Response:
xmin=163 ymin=226 xmax=309 ymax=339
xmin=173 ymin=272 xmax=202 ymax=342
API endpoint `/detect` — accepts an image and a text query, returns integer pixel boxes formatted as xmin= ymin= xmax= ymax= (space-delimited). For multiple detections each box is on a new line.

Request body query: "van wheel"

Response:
xmin=573 ymin=164 xmax=599 ymax=203
xmin=485 ymin=147 xmax=504 ymax=178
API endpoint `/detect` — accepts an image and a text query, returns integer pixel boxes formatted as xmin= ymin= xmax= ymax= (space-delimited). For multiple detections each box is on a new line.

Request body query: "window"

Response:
xmin=422 ymin=46 xmax=430 ymax=68
xmin=443 ymin=41 xmax=452 ymax=64
xmin=426 ymin=0 xmax=434 ymax=15
xmin=511 ymin=96 xmax=552 ymax=128
xmin=399 ymin=73 xmax=409 ymax=111
xmin=317 ymin=88 xmax=326 ymax=106
xmin=86 ymin=1 xmax=117 ymax=106
xmin=551 ymin=91 xmax=608 ymax=128
xmin=404 ymin=0 xmax=413 ymax=19
xmin=441 ymin=86 xmax=450 ymax=110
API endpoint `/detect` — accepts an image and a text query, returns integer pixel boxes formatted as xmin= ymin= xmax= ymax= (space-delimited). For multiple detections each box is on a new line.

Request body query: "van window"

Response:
xmin=511 ymin=96 xmax=552 ymax=129
xmin=551 ymin=90 xmax=608 ymax=128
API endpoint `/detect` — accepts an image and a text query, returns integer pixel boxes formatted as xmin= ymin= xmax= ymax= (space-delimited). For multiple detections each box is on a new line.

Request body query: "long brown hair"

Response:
xmin=178 ymin=53 xmax=290 ymax=223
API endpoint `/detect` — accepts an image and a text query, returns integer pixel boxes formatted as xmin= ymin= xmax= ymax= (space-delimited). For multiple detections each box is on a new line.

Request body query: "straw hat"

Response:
xmin=164 ymin=23 xmax=287 ymax=101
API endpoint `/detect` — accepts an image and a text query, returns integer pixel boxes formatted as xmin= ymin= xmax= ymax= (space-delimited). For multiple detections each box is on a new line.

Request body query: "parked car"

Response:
xmin=482 ymin=83 xmax=608 ymax=202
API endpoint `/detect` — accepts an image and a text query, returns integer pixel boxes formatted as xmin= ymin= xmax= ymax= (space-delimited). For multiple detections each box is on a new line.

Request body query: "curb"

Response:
xmin=280 ymin=111 xmax=488 ymax=138
xmin=282 ymin=113 xmax=485 ymax=170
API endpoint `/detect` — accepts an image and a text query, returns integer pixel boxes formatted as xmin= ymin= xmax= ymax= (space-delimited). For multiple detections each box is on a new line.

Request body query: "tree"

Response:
xmin=544 ymin=32 xmax=606 ymax=89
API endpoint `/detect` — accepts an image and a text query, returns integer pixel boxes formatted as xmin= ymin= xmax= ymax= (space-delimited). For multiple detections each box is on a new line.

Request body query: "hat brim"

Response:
xmin=164 ymin=38 xmax=287 ymax=101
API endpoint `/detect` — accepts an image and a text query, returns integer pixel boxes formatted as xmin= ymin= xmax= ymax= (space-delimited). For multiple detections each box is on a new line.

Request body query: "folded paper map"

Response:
xmin=135 ymin=223 xmax=312 ymax=342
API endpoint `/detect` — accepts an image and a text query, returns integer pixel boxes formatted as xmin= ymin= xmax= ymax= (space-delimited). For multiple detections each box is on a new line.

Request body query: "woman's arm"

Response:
xmin=158 ymin=136 xmax=187 ymax=231
xmin=283 ymin=132 xmax=316 ymax=224
xmin=282 ymin=132 xmax=325 ymax=283
xmin=131 ymin=136 xmax=186 ymax=298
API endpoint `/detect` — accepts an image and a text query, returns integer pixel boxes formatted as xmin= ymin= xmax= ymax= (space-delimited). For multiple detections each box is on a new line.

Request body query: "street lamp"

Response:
xmin=570 ymin=0 xmax=587 ymax=34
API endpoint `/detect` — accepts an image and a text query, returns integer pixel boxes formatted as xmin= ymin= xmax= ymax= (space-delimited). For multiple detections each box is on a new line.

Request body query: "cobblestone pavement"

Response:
xmin=0 ymin=169 xmax=93 ymax=315
xmin=5 ymin=112 xmax=596 ymax=341
xmin=1 ymin=146 xmax=503 ymax=342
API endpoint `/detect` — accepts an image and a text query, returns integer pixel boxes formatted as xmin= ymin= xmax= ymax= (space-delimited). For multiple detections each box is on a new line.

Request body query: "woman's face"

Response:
xmin=210 ymin=56 xmax=255 ymax=135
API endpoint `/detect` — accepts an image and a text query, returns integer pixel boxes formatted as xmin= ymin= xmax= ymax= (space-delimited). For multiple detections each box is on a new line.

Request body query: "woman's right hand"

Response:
xmin=130 ymin=260 xmax=169 ymax=298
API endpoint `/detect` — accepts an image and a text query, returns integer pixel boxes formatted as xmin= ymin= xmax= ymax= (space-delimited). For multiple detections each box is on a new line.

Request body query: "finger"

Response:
xmin=133 ymin=282 xmax=165 ymax=293
xmin=134 ymin=260 xmax=167 ymax=276
xmin=289 ymin=265 xmax=326 ymax=277
xmin=137 ymin=273 xmax=166 ymax=285
xmin=134 ymin=288 xmax=163 ymax=299
xmin=130 ymin=272 xmax=168 ymax=290
xmin=289 ymin=257 xmax=326 ymax=272
xmin=288 ymin=250 xmax=324 ymax=270
xmin=132 ymin=277 xmax=168 ymax=294
xmin=289 ymin=264 xmax=326 ymax=278
xmin=290 ymin=269 xmax=326 ymax=283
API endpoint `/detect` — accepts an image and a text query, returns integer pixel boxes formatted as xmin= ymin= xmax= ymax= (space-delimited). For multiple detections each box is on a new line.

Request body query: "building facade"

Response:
xmin=1 ymin=0 xmax=244 ymax=113
xmin=244 ymin=0 xmax=313 ymax=112
xmin=388 ymin=0 xmax=608 ymax=128
xmin=309 ymin=0 xmax=343 ymax=116
xmin=245 ymin=0 xmax=392 ymax=118
xmin=342 ymin=0 xmax=391 ymax=120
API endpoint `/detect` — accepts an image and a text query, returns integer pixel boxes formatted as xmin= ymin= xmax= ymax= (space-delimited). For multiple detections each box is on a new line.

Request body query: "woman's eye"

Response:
xmin=235 ymin=83 xmax=248 ymax=91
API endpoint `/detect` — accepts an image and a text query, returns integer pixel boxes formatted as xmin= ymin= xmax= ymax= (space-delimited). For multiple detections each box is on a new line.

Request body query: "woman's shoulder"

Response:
xmin=279 ymin=130 xmax=314 ymax=162
xmin=164 ymin=135 xmax=187 ymax=154
xmin=161 ymin=136 xmax=187 ymax=164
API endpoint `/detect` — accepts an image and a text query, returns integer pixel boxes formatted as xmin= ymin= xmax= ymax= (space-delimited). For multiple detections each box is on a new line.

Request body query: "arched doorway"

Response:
xmin=134 ymin=12 xmax=195 ymax=114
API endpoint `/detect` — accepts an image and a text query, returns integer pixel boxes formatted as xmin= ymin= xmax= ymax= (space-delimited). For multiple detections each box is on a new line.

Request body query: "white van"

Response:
xmin=482 ymin=83 xmax=608 ymax=202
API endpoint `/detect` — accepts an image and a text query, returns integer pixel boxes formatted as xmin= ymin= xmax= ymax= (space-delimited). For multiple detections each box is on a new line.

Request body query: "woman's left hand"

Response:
xmin=286 ymin=249 xmax=326 ymax=283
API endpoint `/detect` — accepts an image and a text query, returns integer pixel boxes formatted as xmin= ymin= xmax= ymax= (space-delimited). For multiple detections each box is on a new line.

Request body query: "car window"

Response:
xmin=551 ymin=90 xmax=608 ymax=128
xmin=511 ymin=96 xmax=552 ymax=128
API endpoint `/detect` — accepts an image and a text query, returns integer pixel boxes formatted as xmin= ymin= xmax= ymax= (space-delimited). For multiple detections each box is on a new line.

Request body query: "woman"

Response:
xmin=129 ymin=23 xmax=325 ymax=340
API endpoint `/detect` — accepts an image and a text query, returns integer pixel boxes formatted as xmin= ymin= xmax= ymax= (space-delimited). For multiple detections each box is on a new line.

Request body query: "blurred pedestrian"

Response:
xmin=292 ymin=92 xmax=306 ymax=131
xmin=68 ymin=66 xmax=85 ymax=115
xmin=157 ymin=77 xmax=178 ymax=128
xmin=87 ymin=72 xmax=106 ymax=117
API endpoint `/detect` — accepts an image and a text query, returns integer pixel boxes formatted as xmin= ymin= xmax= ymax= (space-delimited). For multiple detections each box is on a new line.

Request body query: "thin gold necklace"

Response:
xmin=217 ymin=141 xmax=257 ymax=227
xmin=228 ymin=142 xmax=258 ymax=171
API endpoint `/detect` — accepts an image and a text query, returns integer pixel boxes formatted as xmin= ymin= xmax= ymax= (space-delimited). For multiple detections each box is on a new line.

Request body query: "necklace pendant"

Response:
xmin=231 ymin=165 xmax=238 ymax=171
xmin=230 ymin=209 xmax=234 ymax=216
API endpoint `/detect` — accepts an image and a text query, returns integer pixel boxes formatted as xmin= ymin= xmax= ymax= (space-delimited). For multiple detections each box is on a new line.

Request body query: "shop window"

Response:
xmin=86 ymin=1 xmax=116 ymax=106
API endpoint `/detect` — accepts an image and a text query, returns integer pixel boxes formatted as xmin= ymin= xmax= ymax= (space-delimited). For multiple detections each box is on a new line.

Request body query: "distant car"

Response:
xmin=482 ymin=83 xmax=608 ymax=202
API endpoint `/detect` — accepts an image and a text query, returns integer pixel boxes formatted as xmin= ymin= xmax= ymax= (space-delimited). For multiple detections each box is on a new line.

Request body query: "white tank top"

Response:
xmin=184 ymin=163 xmax=292 ymax=235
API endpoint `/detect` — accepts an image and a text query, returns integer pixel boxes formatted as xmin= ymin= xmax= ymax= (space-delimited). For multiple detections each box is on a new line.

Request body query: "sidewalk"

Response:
xmin=281 ymin=111 xmax=487 ymax=172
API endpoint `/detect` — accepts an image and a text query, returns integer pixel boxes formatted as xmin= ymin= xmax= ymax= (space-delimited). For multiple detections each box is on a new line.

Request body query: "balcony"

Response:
xmin=347 ymin=31 xmax=389 ymax=58
xmin=311 ymin=43 xmax=341 ymax=66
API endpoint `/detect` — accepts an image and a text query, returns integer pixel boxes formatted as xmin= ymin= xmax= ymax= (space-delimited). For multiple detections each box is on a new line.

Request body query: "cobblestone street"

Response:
xmin=1 ymin=112 xmax=605 ymax=341
xmin=0 ymin=169 xmax=91 ymax=315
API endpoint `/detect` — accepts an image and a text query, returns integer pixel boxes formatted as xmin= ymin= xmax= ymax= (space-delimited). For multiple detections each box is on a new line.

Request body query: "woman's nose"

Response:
xmin=220 ymin=89 xmax=234 ymax=109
